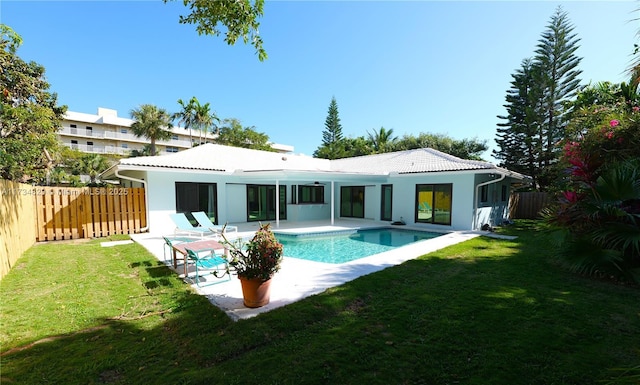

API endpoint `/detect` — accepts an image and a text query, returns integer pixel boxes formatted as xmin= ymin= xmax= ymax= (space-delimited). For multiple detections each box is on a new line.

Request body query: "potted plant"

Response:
xmin=220 ymin=223 xmax=284 ymax=308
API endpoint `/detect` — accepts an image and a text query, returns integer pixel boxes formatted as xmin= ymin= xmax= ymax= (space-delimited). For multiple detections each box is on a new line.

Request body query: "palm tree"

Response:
xmin=190 ymin=98 xmax=219 ymax=145
xmin=173 ymin=97 xmax=219 ymax=146
xmin=367 ymin=126 xmax=397 ymax=153
xmin=130 ymin=104 xmax=173 ymax=156
xmin=77 ymin=154 xmax=110 ymax=185
xmin=629 ymin=6 xmax=640 ymax=87
xmin=174 ymin=98 xmax=196 ymax=147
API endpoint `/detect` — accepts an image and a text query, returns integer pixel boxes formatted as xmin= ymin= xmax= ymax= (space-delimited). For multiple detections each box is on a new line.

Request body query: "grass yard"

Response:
xmin=1 ymin=222 xmax=638 ymax=384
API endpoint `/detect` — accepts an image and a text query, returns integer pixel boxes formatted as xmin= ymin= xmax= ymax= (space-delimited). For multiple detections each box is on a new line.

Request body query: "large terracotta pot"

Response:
xmin=239 ymin=277 xmax=272 ymax=308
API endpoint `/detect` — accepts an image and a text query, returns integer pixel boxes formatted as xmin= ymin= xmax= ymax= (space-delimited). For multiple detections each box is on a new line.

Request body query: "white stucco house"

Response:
xmin=100 ymin=143 xmax=530 ymax=235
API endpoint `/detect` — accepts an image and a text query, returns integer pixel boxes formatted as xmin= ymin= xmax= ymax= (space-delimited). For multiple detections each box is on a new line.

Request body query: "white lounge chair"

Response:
xmin=169 ymin=213 xmax=217 ymax=239
xmin=191 ymin=211 xmax=238 ymax=235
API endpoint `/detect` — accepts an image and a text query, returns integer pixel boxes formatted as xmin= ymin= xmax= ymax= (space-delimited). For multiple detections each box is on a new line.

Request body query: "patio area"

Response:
xmin=130 ymin=219 xmax=484 ymax=320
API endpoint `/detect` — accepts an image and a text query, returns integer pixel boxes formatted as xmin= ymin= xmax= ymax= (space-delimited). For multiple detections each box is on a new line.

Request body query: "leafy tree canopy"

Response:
xmin=216 ymin=118 xmax=274 ymax=151
xmin=314 ymin=97 xmax=486 ymax=160
xmin=164 ymin=0 xmax=267 ymax=61
xmin=44 ymin=147 xmax=116 ymax=186
xmin=393 ymin=133 xmax=488 ymax=160
xmin=0 ymin=24 xmax=66 ymax=183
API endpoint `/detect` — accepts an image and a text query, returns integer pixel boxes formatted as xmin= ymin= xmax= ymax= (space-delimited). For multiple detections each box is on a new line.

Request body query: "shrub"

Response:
xmin=544 ymin=95 xmax=640 ymax=283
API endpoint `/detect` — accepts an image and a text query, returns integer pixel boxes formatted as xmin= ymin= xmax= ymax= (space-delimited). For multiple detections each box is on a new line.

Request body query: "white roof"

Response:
xmin=115 ymin=143 xmax=526 ymax=179
xmin=331 ymin=148 xmax=495 ymax=174
xmin=64 ymin=110 xmax=132 ymax=126
xmin=119 ymin=143 xmax=330 ymax=172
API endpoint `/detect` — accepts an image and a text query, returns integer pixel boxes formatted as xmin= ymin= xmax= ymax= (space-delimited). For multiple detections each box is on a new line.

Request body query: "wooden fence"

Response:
xmin=33 ymin=186 xmax=147 ymax=241
xmin=509 ymin=191 xmax=551 ymax=219
xmin=1 ymin=180 xmax=38 ymax=279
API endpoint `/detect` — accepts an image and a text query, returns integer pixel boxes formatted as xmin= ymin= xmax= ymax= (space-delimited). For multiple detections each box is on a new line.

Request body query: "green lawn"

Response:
xmin=1 ymin=222 xmax=638 ymax=385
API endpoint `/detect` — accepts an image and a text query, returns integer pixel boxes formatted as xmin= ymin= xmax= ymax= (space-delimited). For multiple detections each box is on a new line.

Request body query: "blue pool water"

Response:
xmin=274 ymin=228 xmax=443 ymax=264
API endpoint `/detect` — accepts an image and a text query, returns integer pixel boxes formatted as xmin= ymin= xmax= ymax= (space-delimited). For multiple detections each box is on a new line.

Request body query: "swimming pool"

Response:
xmin=274 ymin=228 xmax=443 ymax=264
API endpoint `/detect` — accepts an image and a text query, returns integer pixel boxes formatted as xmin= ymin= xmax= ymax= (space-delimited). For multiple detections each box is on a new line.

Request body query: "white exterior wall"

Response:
xmin=324 ymin=173 xmax=477 ymax=230
xmin=144 ymin=171 xmax=238 ymax=234
xmin=473 ymin=175 xmax=512 ymax=229
xmin=287 ymin=203 xmax=331 ymax=222
xmin=135 ymin=169 xmax=517 ymax=235
xmin=226 ymin=183 xmax=247 ymax=224
xmin=364 ymin=185 xmax=378 ymax=220
xmin=384 ymin=173 xmax=476 ymax=231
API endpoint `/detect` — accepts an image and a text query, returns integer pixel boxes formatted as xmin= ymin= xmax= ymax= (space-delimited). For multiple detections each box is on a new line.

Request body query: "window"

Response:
xmin=501 ymin=185 xmax=508 ymax=202
xmin=415 ymin=184 xmax=452 ymax=225
xmin=340 ymin=186 xmax=364 ymax=218
xmin=298 ymin=185 xmax=324 ymax=204
xmin=87 ymin=141 xmax=94 ymax=150
xmin=291 ymin=185 xmax=297 ymax=204
xmin=171 ymin=135 xmax=179 ymax=140
xmin=380 ymin=184 xmax=393 ymax=221
xmin=166 ymin=146 xmax=179 ymax=153
xmin=175 ymin=182 xmax=218 ymax=225
xmin=120 ymin=129 xmax=128 ymax=134
xmin=70 ymin=124 xmax=77 ymax=128
xmin=86 ymin=126 xmax=93 ymax=136
xmin=70 ymin=140 xmax=78 ymax=149
xmin=480 ymin=185 xmax=488 ymax=203
xmin=247 ymin=185 xmax=286 ymax=222
xmin=121 ymin=143 xmax=128 ymax=149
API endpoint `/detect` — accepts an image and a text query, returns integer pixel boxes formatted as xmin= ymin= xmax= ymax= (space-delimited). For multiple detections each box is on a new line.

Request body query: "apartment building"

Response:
xmin=59 ymin=107 xmax=293 ymax=156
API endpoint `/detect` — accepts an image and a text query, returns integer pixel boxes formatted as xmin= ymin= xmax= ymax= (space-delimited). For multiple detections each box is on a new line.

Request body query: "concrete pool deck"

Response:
xmin=130 ymin=220 xmax=491 ymax=321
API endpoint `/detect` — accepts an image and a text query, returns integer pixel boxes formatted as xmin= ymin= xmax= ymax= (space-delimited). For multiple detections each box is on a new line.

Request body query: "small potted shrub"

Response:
xmin=221 ymin=223 xmax=284 ymax=308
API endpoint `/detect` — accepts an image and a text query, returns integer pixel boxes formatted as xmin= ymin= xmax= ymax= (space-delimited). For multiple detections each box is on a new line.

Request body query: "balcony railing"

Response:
xmin=64 ymin=143 xmax=130 ymax=155
xmin=60 ymin=127 xmax=194 ymax=148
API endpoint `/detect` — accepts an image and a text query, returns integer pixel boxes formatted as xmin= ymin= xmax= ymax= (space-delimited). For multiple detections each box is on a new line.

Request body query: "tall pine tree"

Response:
xmin=494 ymin=59 xmax=545 ymax=188
xmin=534 ymin=6 xmax=582 ymax=188
xmin=314 ymin=96 xmax=346 ymax=159
xmin=494 ymin=6 xmax=582 ymax=190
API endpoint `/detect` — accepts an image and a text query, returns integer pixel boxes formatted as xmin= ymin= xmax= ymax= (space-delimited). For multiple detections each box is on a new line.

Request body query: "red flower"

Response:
xmin=562 ymin=191 xmax=578 ymax=203
xmin=609 ymin=119 xmax=620 ymax=127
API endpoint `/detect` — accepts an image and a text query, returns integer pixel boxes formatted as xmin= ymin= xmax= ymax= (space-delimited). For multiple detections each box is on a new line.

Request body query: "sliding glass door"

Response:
xmin=247 ymin=184 xmax=287 ymax=222
xmin=380 ymin=184 xmax=392 ymax=221
xmin=340 ymin=186 xmax=365 ymax=218
xmin=175 ymin=182 xmax=218 ymax=224
xmin=415 ymin=184 xmax=452 ymax=225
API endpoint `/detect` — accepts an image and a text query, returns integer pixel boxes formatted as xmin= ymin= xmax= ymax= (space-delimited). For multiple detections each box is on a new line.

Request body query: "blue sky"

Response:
xmin=2 ymin=1 xmax=638 ymax=160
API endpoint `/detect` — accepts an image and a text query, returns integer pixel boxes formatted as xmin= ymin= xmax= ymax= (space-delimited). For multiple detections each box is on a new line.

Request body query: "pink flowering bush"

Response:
xmin=545 ymin=100 xmax=640 ymax=283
